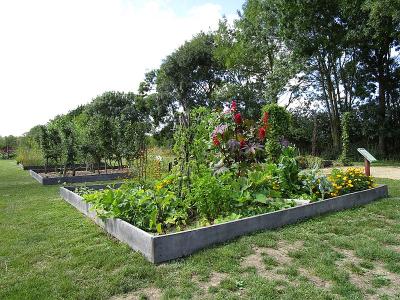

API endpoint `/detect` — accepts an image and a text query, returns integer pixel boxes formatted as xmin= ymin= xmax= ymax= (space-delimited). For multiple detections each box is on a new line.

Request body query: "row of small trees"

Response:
xmin=34 ymin=91 xmax=150 ymax=175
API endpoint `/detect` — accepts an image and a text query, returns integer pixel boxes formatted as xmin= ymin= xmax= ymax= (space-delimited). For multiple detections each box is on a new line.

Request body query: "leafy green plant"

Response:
xmin=262 ymin=104 xmax=291 ymax=162
xmin=187 ymin=169 xmax=239 ymax=220
xmin=83 ymin=178 xmax=188 ymax=234
xmin=299 ymin=168 xmax=333 ymax=201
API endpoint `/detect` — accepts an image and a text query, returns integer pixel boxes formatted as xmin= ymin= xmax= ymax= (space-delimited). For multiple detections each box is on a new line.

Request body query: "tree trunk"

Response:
xmin=317 ymin=56 xmax=341 ymax=154
xmin=377 ymin=51 xmax=387 ymax=157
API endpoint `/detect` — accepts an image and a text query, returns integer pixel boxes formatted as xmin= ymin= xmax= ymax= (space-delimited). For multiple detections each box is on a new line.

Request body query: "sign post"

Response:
xmin=357 ymin=148 xmax=377 ymax=176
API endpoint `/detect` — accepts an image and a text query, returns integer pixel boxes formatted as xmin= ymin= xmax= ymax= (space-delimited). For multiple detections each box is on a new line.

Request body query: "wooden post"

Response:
xmin=364 ymin=159 xmax=371 ymax=176
xmin=358 ymin=148 xmax=376 ymax=177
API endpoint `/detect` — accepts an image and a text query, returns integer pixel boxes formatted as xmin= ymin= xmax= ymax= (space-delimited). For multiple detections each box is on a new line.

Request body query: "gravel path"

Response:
xmin=323 ymin=166 xmax=400 ymax=180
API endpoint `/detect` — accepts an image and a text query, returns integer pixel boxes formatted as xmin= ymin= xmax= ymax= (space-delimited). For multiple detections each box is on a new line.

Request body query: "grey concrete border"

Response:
xmin=29 ymin=166 xmax=127 ymax=174
xmin=60 ymin=184 xmax=388 ymax=263
xmin=60 ymin=186 xmax=154 ymax=261
xmin=19 ymin=163 xmax=127 ymax=171
xmin=30 ymin=169 xmax=131 ymax=185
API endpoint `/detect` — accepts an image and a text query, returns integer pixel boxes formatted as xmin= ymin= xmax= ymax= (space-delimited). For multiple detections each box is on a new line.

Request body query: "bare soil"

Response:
xmin=240 ymin=241 xmax=333 ymax=289
xmin=110 ymin=287 xmax=162 ymax=300
xmin=334 ymin=247 xmax=400 ymax=299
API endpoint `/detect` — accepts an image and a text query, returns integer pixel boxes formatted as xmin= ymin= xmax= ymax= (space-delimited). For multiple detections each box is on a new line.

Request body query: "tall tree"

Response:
xmin=355 ymin=0 xmax=400 ymax=156
xmin=214 ymin=0 xmax=301 ymax=117
xmin=154 ymin=32 xmax=224 ymax=120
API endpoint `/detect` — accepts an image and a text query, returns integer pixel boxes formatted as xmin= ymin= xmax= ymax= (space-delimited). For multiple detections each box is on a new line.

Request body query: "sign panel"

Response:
xmin=357 ymin=148 xmax=377 ymax=162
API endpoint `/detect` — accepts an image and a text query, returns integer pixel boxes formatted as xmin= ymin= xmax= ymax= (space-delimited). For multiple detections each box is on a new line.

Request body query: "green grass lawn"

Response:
xmin=1 ymin=160 xmax=400 ymax=300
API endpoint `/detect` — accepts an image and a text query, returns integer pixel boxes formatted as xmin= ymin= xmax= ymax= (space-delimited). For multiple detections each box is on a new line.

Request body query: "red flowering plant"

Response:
xmin=211 ymin=101 xmax=269 ymax=174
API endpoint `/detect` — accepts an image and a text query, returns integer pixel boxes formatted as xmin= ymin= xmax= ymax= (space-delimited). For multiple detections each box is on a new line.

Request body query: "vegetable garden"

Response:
xmin=73 ymin=101 xmax=376 ymax=235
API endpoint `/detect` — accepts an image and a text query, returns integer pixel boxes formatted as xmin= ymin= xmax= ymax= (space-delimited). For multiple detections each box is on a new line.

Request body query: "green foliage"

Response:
xmin=296 ymin=155 xmax=324 ymax=169
xmin=81 ymin=144 xmax=313 ymax=233
xmin=15 ymin=126 xmax=44 ymax=165
xmin=189 ymin=107 xmax=219 ymax=167
xmin=214 ymin=0 xmax=301 ymax=109
xmin=262 ymin=104 xmax=291 ymax=139
xmin=0 ymin=135 xmax=18 ymax=159
xmin=84 ymin=177 xmax=188 ymax=234
xmin=26 ymin=91 xmax=151 ymax=174
xmin=299 ymin=168 xmax=333 ymax=201
xmin=265 ymin=140 xmax=282 ymax=164
xmin=339 ymin=112 xmax=352 ymax=165
xmin=187 ymin=170 xmax=238 ymax=221
xmin=262 ymin=104 xmax=291 ymax=162
xmin=79 ymin=103 xmax=376 ymax=234
xmin=153 ymin=32 xmax=224 ymax=126
xmin=15 ymin=146 xmax=43 ymax=165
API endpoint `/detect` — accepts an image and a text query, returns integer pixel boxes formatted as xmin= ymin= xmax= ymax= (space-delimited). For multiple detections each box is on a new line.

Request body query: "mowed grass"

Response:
xmin=1 ymin=160 xmax=400 ymax=300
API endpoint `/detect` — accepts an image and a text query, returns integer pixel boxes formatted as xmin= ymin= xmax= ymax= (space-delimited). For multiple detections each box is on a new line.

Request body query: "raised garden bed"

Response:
xmin=30 ymin=169 xmax=132 ymax=185
xmin=59 ymin=184 xmax=388 ymax=263
xmin=19 ymin=163 xmax=85 ymax=170
xmin=19 ymin=162 xmax=127 ymax=171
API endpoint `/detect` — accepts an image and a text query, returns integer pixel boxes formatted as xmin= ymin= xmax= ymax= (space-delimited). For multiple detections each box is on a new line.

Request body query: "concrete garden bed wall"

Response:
xmin=19 ymin=163 xmax=85 ymax=170
xmin=19 ymin=163 xmax=127 ymax=171
xmin=30 ymin=169 xmax=131 ymax=185
xmin=60 ymin=184 xmax=388 ymax=263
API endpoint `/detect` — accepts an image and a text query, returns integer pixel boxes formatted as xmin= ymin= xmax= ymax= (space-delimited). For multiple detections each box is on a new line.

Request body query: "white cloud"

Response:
xmin=0 ymin=0 xmax=227 ymax=136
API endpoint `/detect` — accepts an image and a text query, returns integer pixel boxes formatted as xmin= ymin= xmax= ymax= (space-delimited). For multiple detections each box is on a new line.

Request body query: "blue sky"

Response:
xmin=124 ymin=0 xmax=244 ymax=16
xmin=166 ymin=0 xmax=244 ymax=16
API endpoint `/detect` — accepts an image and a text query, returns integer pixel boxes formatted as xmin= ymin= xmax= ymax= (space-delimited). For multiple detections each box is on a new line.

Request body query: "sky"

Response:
xmin=0 ymin=0 xmax=243 ymax=136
